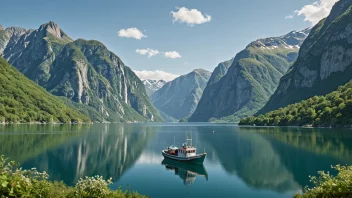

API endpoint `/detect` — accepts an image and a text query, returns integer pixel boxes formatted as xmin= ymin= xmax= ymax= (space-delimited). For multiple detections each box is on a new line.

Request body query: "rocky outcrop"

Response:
xmin=259 ymin=0 xmax=352 ymax=115
xmin=151 ymin=69 xmax=211 ymax=120
xmin=189 ymin=28 xmax=311 ymax=122
xmin=1 ymin=22 xmax=162 ymax=122
xmin=0 ymin=26 xmax=27 ymax=55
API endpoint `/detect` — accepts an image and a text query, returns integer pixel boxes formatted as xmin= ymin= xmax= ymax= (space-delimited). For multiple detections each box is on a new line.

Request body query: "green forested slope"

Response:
xmin=0 ymin=58 xmax=90 ymax=123
xmin=239 ymin=81 xmax=352 ymax=127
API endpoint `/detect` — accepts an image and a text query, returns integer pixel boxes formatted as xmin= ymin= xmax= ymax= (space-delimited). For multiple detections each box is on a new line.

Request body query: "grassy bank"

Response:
xmin=0 ymin=155 xmax=147 ymax=198
xmin=295 ymin=165 xmax=352 ymax=198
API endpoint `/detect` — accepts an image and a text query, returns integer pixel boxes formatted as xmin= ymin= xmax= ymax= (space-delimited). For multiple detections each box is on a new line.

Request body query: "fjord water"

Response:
xmin=1 ymin=124 xmax=352 ymax=198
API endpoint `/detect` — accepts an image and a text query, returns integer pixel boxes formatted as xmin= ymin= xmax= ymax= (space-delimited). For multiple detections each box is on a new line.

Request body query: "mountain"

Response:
xmin=189 ymin=28 xmax=311 ymax=122
xmin=258 ymin=0 xmax=352 ymax=115
xmin=239 ymin=81 xmax=352 ymax=127
xmin=0 ymin=57 xmax=89 ymax=123
xmin=0 ymin=22 xmax=163 ymax=123
xmin=142 ymin=79 xmax=166 ymax=96
xmin=150 ymin=69 xmax=212 ymax=120
xmin=207 ymin=58 xmax=234 ymax=86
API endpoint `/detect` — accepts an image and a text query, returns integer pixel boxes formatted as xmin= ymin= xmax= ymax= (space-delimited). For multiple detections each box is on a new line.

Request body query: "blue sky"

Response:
xmin=0 ymin=0 xmax=337 ymax=80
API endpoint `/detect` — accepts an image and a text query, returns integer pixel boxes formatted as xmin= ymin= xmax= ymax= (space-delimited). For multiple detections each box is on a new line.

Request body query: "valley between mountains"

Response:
xmin=1 ymin=0 xmax=352 ymax=126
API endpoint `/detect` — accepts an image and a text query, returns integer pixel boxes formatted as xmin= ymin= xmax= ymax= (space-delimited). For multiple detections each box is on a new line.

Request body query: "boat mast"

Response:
xmin=186 ymin=138 xmax=192 ymax=146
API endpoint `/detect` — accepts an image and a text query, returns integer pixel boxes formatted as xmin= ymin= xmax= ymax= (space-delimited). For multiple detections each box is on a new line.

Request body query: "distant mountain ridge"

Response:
xmin=189 ymin=28 xmax=311 ymax=122
xmin=0 ymin=21 xmax=162 ymax=122
xmin=258 ymin=0 xmax=352 ymax=115
xmin=151 ymin=69 xmax=211 ymax=120
xmin=142 ymin=79 xmax=167 ymax=96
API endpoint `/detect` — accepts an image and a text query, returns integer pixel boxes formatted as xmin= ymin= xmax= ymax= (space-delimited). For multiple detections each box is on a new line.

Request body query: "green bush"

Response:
xmin=294 ymin=165 xmax=352 ymax=198
xmin=0 ymin=155 xmax=147 ymax=198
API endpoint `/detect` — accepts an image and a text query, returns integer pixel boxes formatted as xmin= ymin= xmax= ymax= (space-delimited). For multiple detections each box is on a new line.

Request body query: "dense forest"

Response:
xmin=239 ymin=81 xmax=352 ymax=127
xmin=0 ymin=58 xmax=90 ymax=123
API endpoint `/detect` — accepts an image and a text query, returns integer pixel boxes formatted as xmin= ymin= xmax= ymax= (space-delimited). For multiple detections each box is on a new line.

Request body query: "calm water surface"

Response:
xmin=1 ymin=123 xmax=352 ymax=198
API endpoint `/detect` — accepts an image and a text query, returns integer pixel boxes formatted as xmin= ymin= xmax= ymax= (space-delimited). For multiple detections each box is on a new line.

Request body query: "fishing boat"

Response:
xmin=161 ymin=138 xmax=206 ymax=164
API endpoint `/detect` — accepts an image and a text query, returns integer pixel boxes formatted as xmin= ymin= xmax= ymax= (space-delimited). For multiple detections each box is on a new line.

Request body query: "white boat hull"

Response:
xmin=162 ymin=150 xmax=206 ymax=164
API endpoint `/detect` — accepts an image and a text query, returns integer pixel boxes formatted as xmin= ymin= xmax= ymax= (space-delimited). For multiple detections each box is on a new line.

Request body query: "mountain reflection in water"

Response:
xmin=1 ymin=124 xmax=352 ymax=198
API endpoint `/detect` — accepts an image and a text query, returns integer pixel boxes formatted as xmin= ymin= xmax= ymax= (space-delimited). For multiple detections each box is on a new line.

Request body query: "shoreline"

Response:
xmin=238 ymin=124 xmax=352 ymax=129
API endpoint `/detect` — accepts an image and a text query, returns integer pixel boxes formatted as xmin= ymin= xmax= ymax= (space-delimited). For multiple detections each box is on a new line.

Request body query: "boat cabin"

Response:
xmin=166 ymin=143 xmax=197 ymax=157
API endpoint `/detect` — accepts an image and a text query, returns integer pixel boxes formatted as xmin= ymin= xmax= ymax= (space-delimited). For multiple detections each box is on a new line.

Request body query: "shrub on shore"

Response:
xmin=0 ymin=155 xmax=147 ymax=198
xmin=294 ymin=165 xmax=352 ymax=198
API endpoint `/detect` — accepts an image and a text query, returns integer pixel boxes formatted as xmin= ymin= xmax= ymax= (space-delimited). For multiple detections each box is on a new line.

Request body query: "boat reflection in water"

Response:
xmin=161 ymin=159 xmax=208 ymax=185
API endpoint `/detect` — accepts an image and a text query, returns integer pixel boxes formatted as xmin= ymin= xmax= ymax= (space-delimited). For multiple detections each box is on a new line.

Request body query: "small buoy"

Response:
xmin=212 ymin=130 xmax=215 ymax=133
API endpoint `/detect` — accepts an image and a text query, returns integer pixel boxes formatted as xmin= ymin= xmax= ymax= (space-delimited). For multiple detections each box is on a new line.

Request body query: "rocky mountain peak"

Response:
xmin=4 ymin=27 xmax=27 ymax=37
xmin=0 ymin=25 xmax=4 ymax=31
xmin=192 ymin=68 xmax=211 ymax=76
xmin=39 ymin=21 xmax=72 ymax=41
xmin=247 ymin=28 xmax=311 ymax=50
xmin=142 ymin=79 xmax=167 ymax=96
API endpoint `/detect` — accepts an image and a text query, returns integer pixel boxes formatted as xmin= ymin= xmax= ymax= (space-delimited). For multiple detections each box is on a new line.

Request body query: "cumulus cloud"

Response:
xmin=171 ymin=7 xmax=211 ymax=25
xmin=165 ymin=51 xmax=182 ymax=59
xmin=294 ymin=0 xmax=338 ymax=25
xmin=118 ymin=28 xmax=146 ymax=40
xmin=136 ymin=48 xmax=160 ymax=57
xmin=133 ymin=70 xmax=180 ymax=81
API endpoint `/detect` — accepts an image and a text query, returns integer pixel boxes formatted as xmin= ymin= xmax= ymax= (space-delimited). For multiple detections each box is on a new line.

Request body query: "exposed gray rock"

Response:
xmin=259 ymin=0 xmax=352 ymax=115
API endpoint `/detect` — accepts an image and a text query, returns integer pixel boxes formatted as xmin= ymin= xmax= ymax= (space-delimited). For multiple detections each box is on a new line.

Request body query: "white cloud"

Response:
xmin=136 ymin=48 xmax=160 ymax=57
xmin=294 ymin=0 xmax=338 ymax=25
xmin=285 ymin=15 xmax=294 ymax=19
xmin=133 ymin=70 xmax=180 ymax=81
xmin=118 ymin=28 xmax=146 ymax=40
xmin=165 ymin=51 xmax=182 ymax=59
xmin=171 ymin=7 xmax=211 ymax=25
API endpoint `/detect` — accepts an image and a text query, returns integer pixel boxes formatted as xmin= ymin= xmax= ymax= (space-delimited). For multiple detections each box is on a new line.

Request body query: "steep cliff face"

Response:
xmin=259 ymin=0 xmax=352 ymax=115
xmin=1 ymin=22 xmax=162 ymax=122
xmin=151 ymin=69 xmax=211 ymax=120
xmin=189 ymin=28 xmax=310 ymax=122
